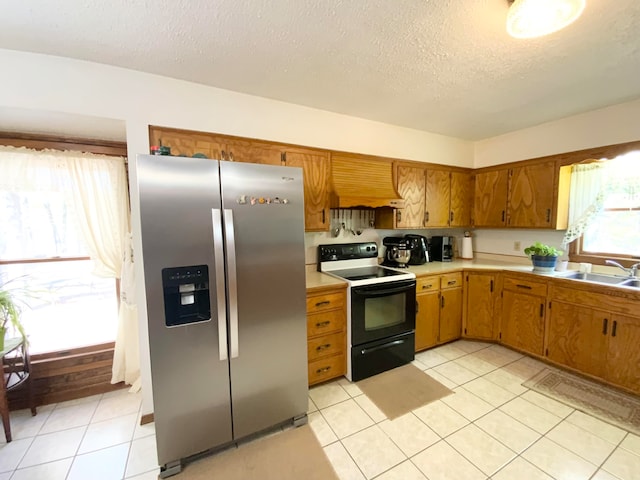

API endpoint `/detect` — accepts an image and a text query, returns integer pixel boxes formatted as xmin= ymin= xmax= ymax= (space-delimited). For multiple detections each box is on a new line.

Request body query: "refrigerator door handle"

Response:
xmin=223 ymin=208 xmax=240 ymax=359
xmin=212 ymin=209 xmax=228 ymax=361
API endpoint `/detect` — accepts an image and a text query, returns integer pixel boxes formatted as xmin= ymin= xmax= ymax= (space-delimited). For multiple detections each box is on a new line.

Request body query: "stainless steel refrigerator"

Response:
xmin=135 ymin=154 xmax=308 ymax=478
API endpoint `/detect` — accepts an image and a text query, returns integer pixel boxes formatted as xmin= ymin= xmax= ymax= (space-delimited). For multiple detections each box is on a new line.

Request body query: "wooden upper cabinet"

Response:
xmin=395 ymin=165 xmax=426 ymax=228
xmin=474 ymin=169 xmax=509 ymax=227
xmin=148 ymin=126 xmax=331 ymax=232
xmin=149 ymin=127 xmax=225 ymax=159
xmin=508 ymin=161 xmax=556 ymax=228
xmin=149 ymin=126 xmax=282 ymax=164
xmin=283 ymin=149 xmax=330 ymax=231
xmin=424 ymin=169 xmax=451 ymax=227
xmin=450 ymin=171 xmax=473 ymax=227
xmin=224 ymin=138 xmax=282 ymax=165
xmin=421 ymin=169 xmax=472 ymax=228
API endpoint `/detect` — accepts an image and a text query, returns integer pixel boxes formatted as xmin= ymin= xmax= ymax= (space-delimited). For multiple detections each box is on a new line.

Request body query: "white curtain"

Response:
xmin=0 ymin=146 xmax=140 ymax=389
xmin=562 ymin=161 xmax=607 ymax=247
xmin=112 ymin=233 xmax=141 ymax=391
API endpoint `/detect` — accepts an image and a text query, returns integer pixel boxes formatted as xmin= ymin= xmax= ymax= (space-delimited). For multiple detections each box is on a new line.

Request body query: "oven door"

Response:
xmin=351 ymin=279 xmax=416 ymax=346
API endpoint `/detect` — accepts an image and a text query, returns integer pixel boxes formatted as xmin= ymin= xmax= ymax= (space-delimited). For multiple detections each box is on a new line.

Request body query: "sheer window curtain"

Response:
xmin=0 ymin=146 xmax=140 ymax=390
xmin=562 ymin=161 xmax=607 ymax=247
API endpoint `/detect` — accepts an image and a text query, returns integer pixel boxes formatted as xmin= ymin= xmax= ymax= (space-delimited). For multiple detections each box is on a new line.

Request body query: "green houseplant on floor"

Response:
xmin=524 ymin=242 xmax=563 ymax=273
xmin=0 ymin=282 xmax=28 ymax=351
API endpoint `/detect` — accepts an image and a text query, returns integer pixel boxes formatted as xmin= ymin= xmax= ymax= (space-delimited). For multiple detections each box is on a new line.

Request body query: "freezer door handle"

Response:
xmin=212 ymin=209 xmax=228 ymax=361
xmin=224 ymin=209 xmax=240 ymax=359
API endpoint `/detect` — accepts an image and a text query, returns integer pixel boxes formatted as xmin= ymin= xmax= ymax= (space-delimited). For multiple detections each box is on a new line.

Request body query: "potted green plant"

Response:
xmin=524 ymin=242 xmax=563 ymax=273
xmin=0 ymin=283 xmax=28 ymax=351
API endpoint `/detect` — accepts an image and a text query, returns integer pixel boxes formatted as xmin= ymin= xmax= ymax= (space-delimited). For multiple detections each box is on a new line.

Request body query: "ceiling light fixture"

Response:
xmin=507 ymin=0 xmax=586 ymax=39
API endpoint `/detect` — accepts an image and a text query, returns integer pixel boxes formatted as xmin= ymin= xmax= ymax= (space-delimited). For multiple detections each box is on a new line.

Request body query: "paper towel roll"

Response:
xmin=461 ymin=237 xmax=473 ymax=259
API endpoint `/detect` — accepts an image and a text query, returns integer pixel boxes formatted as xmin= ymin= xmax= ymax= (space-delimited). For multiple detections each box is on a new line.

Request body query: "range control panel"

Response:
xmin=318 ymin=242 xmax=378 ymax=262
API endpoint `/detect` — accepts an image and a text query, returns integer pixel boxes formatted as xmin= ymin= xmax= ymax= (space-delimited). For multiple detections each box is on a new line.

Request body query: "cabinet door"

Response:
xmin=396 ymin=165 xmax=426 ymax=228
xmin=450 ymin=171 xmax=472 ymax=227
xmin=606 ymin=314 xmax=640 ymax=393
xmin=464 ymin=273 xmax=495 ymax=340
xmin=508 ymin=161 xmax=556 ymax=228
xmin=439 ymin=287 xmax=462 ymax=343
xmin=474 ymin=169 xmax=509 ymax=227
xmin=149 ymin=128 xmax=226 ymax=159
xmin=224 ymin=138 xmax=283 ymax=165
xmin=546 ymin=301 xmax=607 ymax=378
xmin=415 ymin=290 xmax=440 ymax=351
xmin=501 ymin=290 xmax=545 ymax=356
xmin=425 ymin=170 xmax=451 ymax=227
xmin=284 ymin=150 xmax=331 ymax=231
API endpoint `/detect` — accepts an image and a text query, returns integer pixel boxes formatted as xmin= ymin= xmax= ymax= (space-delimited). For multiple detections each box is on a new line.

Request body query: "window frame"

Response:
xmin=563 ymin=144 xmax=640 ymax=267
xmin=0 ymin=132 xmax=127 ymax=355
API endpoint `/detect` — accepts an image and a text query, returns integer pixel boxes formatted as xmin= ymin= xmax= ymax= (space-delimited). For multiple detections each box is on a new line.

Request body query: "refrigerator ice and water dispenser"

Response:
xmin=161 ymin=265 xmax=211 ymax=326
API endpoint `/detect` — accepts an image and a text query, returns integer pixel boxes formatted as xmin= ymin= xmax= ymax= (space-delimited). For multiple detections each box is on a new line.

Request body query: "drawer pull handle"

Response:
xmin=316 ymin=366 xmax=332 ymax=374
xmin=316 ymin=344 xmax=332 ymax=351
xmin=516 ymin=284 xmax=532 ymax=289
xmin=447 ymin=280 xmax=456 ymax=286
xmin=612 ymin=320 xmax=618 ymax=337
xmin=422 ymin=284 xmax=433 ymax=289
xmin=315 ymin=320 xmax=331 ymax=327
xmin=315 ymin=300 xmax=331 ymax=307
xmin=602 ymin=318 xmax=608 ymax=335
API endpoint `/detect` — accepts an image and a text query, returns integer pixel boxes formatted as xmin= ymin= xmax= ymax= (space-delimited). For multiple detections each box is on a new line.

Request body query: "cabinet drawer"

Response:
xmin=307 ymin=309 xmax=345 ymax=337
xmin=441 ymin=272 xmax=463 ymax=289
xmin=503 ymin=276 xmax=548 ymax=297
xmin=306 ymin=291 xmax=345 ymax=314
xmin=308 ymin=354 xmax=345 ymax=385
xmin=307 ymin=332 xmax=345 ymax=361
xmin=417 ymin=275 xmax=439 ymax=293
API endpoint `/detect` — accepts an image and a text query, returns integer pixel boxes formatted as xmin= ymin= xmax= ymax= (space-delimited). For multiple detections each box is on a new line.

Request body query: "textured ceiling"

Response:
xmin=2 ymin=0 xmax=640 ymax=140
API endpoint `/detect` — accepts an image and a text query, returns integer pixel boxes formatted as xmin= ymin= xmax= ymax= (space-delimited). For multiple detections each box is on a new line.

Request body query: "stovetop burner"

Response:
xmin=318 ymin=242 xmax=415 ymax=287
xmin=329 ymin=266 xmax=407 ymax=281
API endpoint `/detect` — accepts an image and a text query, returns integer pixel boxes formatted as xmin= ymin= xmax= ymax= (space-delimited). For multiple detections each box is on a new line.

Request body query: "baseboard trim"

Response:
xmin=140 ymin=413 xmax=154 ymax=425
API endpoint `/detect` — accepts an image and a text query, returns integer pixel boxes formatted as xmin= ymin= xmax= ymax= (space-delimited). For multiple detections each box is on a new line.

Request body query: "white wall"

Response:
xmin=474 ymin=98 xmax=640 ymax=168
xmin=0 ymin=49 xmax=473 ymax=416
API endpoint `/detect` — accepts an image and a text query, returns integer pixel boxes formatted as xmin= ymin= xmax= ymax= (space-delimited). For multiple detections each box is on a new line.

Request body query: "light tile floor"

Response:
xmin=1 ymin=340 xmax=639 ymax=479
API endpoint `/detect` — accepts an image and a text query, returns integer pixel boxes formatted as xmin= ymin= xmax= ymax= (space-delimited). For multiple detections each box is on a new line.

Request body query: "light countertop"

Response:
xmin=305 ymin=257 xmax=585 ymax=290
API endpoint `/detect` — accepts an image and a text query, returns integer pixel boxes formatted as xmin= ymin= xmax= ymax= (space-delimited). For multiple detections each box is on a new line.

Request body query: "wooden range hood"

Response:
xmin=330 ymin=154 xmax=405 ymax=209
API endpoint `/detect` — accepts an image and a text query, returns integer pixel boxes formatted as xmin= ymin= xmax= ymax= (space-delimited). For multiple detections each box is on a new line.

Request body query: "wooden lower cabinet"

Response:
xmin=440 ymin=284 xmax=463 ymax=343
xmin=547 ymin=284 xmax=640 ymax=394
xmin=463 ymin=271 xmax=499 ymax=340
xmin=306 ymin=286 xmax=347 ymax=386
xmin=415 ymin=272 xmax=462 ymax=351
xmin=546 ymin=301 xmax=608 ymax=378
xmin=606 ymin=314 xmax=640 ymax=390
xmin=501 ymin=275 xmax=547 ymax=356
xmin=415 ymin=276 xmax=440 ymax=351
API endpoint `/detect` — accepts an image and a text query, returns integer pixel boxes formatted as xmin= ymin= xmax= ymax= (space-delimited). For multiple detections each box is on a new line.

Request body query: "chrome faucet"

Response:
xmin=605 ymin=260 xmax=640 ymax=278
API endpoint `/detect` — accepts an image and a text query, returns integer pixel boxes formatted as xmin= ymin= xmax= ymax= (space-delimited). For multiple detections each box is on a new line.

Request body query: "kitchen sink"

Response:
xmin=619 ymin=278 xmax=640 ymax=288
xmin=560 ymin=272 xmax=640 ymax=288
xmin=560 ymin=272 xmax=629 ymax=285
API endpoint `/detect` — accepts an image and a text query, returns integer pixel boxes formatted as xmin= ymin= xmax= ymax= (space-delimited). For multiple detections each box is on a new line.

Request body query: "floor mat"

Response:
xmin=356 ymin=363 xmax=454 ymax=420
xmin=177 ymin=424 xmax=339 ymax=480
xmin=524 ymin=368 xmax=640 ymax=436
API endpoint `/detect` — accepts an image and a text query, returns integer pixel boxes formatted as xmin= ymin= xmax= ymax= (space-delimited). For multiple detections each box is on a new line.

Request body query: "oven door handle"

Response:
xmin=360 ymin=339 xmax=406 ymax=355
xmin=352 ymin=283 xmax=415 ymax=297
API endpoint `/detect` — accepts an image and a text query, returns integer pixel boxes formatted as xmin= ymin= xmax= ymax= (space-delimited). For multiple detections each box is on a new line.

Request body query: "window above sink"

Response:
xmin=569 ymin=150 xmax=640 ymax=268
